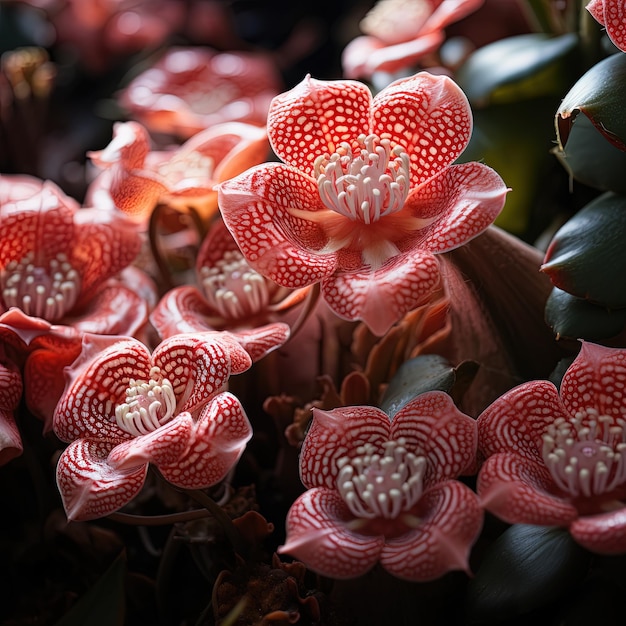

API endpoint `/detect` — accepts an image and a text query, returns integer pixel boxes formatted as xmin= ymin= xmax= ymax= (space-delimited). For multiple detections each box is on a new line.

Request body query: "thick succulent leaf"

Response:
xmin=570 ymin=506 xmax=626 ymax=554
xmin=557 ymin=51 xmax=626 ymax=151
xmin=466 ymin=524 xmax=590 ymax=623
xmin=542 ymin=192 xmax=626 ymax=307
xmin=456 ymin=33 xmax=579 ymax=107
xmin=280 ymin=487 xmax=384 ymax=579
xmin=553 ymin=112 xmax=626 ymax=193
xmin=545 ymin=286 xmax=626 ymax=341
xmin=381 ymin=481 xmax=483 ymax=582
xmin=299 ymin=405 xmax=391 ymax=490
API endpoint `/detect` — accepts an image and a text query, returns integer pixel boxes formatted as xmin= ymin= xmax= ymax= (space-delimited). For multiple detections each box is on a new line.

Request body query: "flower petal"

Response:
xmin=477 ymin=380 xmax=567 ymax=462
xmin=0 ymin=408 xmax=22 ymax=466
xmin=371 ymin=73 xmax=473 ymax=187
xmin=218 ymin=163 xmax=338 ymax=287
xmin=56 ymin=438 xmax=148 ymax=521
xmin=279 ymin=487 xmax=384 ymax=579
xmin=560 ymin=341 xmax=626 ymax=421
xmin=380 ymin=480 xmax=483 ymax=581
xmin=321 ymin=250 xmax=441 ymax=336
xmin=570 ymin=506 xmax=626 ymax=554
xmin=406 ymin=162 xmax=508 ymax=253
xmin=587 ymin=0 xmax=626 ymax=52
xmin=300 ymin=405 xmax=391 ymax=489
xmin=391 ymin=391 xmax=477 ymax=486
xmin=477 ymin=452 xmax=578 ymax=526
xmin=228 ymin=323 xmax=291 ymax=362
xmin=158 ymin=392 xmax=252 ymax=488
xmin=268 ymin=75 xmax=372 ymax=177
xmin=151 ymin=286 xmax=217 ymax=338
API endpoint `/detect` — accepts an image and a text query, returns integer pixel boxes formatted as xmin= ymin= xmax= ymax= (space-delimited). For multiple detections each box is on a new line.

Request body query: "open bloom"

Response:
xmin=342 ymin=0 xmax=484 ymax=79
xmin=87 ymin=120 xmax=269 ymax=223
xmin=587 ymin=0 xmax=626 ymax=52
xmin=478 ymin=341 xmax=626 ymax=554
xmin=119 ymin=47 xmax=282 ymax=139
xmin=53 ymin=332 xmax=254 ymax=521
xmin=218 ymin=72 xmax=508 ymax=336
xmin=279 ymin=392 xmax=482 ymax=581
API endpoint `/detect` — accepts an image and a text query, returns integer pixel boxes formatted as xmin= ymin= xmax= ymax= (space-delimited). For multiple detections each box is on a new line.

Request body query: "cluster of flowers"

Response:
xmin=2 ymin=0 xmax=626 ymax=605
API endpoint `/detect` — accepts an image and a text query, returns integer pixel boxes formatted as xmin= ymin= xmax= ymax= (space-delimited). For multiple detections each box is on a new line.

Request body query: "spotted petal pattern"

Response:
xmin=587 ymin=0 xmax=626 ymax=52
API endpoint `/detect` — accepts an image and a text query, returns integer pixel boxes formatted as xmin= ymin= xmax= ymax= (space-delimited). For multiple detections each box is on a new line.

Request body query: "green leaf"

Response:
xmin=542 ymin=192 xmax=626 ymax=307
xmin=456 ymin=33 xmax=579 ymax=108
xmin=379 ymin=355 xmax=477 ymax=419
xmin=466 ymin=525 xmax=590 ymax=624
xmin=557 ymin=52 xmax=626 ymax=152
xmin=545 ymin=286 xmax=626 ymax=340
xmin=53 ymin=551 xmax=126 ymax=626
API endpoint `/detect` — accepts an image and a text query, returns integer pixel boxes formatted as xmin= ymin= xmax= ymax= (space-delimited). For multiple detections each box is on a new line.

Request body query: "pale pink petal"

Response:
xmin=381 ymin=480 xmax=483 ymax=581
xmin=477 ymin=452 xmax=578 ymax=526
xmin=477 ymin=380 xmax=567 ymax=462
xmin=587 ymin=0 xmax=626 ymax=52
xmin=87 ymin=121 xmax=150 ymax=171
xmin=107 ymin=414 xmax=194 ymax=470
xmin=321 ymin=250 xmax=441 ymax=336
xmin=158 ymin=392 xmax=252 ymax=488
xmin=422 ymin=0 xmax=485 ymax=33
xmin=279 ymin=487 xmax=384 ymax=579
xmin=405 ymin=162 xmax=508 ymax=252
xmin=151 ymin=333 xmax=251 ymax=415
xmin=300 ymin=405 xmax=391 ymax=490
xmin=560 ymin=341 xmax=626 ymax=421
xmin=218 ymin=163 xmax=338 ymax=287
xmin=228 ymin=323 xmax=291 ymax=362
xmin=371 ymin=73 xmax=473 ymax=186
xmin=151 ymin=286 xmax=217 ymax=338
xmin=342 ymin=32 xmax=443 ymax=79
xmin=53 ymin=336 xmax=152 ymax=442
xmin=0 ymin=409 xmax=22 ymax=465
xmin=56 ymin=438 xmax=148 ymax=521
xmin=391 ymin=391 xmax=477 ymax=485
xmin=268 ymin=75 xmax=372 ymax=177
xmin=570 ymin=506 xmax=626 ymax=554
xmin=0 ymin=307 xmax=52 ymax=348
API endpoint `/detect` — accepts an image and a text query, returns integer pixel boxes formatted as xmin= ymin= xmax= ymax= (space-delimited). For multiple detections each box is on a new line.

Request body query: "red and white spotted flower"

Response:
xmin=478 ymin=341 xmax=626 ymax=554
xmin=279 ymin=392 xmax=483 ymax=581
xmin=53 ymin=332 xmax=254 ymax=521
xmin=587 ymin=0 xmax=626 ymax=52
xmin=218 ymin=72 xmax=508 ymax=336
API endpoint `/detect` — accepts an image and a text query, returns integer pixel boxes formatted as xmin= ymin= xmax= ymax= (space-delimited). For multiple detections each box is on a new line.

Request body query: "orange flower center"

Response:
xmin=199 ymin=249 xmax=270 ymax=320
xmin=542 ymin=408 xmax=626 ymax=498
xmin=314 ymin=133 xmax=410 ymax=225
xmin=0 ymin=252 xmax=81 ymax=322
xmin=115 ymin=366 xmax=177 ymax=436
xmin=336 ymin=438 xmax=426 ymax=519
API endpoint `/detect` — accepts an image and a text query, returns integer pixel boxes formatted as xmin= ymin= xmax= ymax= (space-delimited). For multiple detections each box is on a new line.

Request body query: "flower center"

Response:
xmin=0 ymin=252 xmax=81 ymax=322
xmin=314 ymin=133 xmax=410 ymax=225
xmin=336 ymin=438 xmax=426 ymax=519
xmin=542 ymin=408 xmax=626 ymax=498
xmin=199 ymin=249 xmax=271 ymax=320
xmin=115 ymin=366 xmax=177 ymax=437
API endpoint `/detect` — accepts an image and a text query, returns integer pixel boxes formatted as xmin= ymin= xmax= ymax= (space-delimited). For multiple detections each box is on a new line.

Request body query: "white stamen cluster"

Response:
xmin=336 ymin=438 xmax=426 ymax=519
xmin=314 ymin=133 xmax=410 ymax=224
xmin=1 ymin=252 xmax=80 ymax=321
xmin=200 ymin=249 xmax=270 ymax=319
xmin=115 ymin=366 xmax=177 ymax=437
xmin=542 ymin=407 xmax=626 ymax=498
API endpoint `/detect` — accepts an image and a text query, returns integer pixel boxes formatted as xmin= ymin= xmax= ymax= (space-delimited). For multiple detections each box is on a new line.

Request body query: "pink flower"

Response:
xmin=342 ymin=0 xmax=484 ymax=79
xmin=118 ymin=47 xmax=283 ymax=139
xmin=587 ymin=0 xmax=626 ymax=52
xmin=87 ymin=120 xmax=269 ymax=224
xmin=53 ymin=332 xmax=254 ymax=521
xmin=477 ymin=341 xmax=626 ymax=554
xmin=218 ymin=72 xmax=508 ymax=336
xmin=0 ymin=353 xmax=24 ymax=466
xmin=151 ymin=218 xmax=301 ymax=360
xmin=279 ymin=392 xmax=482 ymax=581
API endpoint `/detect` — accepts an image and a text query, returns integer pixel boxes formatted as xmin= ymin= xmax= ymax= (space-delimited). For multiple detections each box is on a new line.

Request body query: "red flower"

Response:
xmin=218 ymin=72 xmax=508 ymax=336
xmin=342 ymin=0 xmax=484 ymax=79
xmin=87 ymin=120 xmax=270 ymax=223
xmin=119 ymin=47 xmax=283 ymax=139
xmin=0 ymin=353 xmax=23 ymax=465
xmin=279 ymin=392 xmax=482 ymax=581
xmin=587 ymin=0 xmax=626 ymax=52
xmin=477 ymin=341 xmax=626 ymax=554
xmin=53 ymin=332 xmax=254 ymax=521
